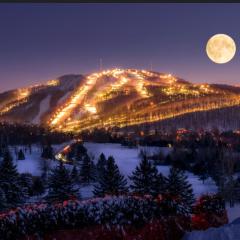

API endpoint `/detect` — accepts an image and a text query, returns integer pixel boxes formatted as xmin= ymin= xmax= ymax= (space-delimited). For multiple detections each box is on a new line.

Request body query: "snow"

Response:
xmin=85 ymin=143 xmax=142 ymax=177
xmin=185 ymin=173 xmax=217 ymax=197
xmin=10 ymin=146 xmax=43 ymax=176
xmin=9 ymin=142 xmax=71 ymax=176
xmin=226 ymin=204 xmax=240 ymax=223
xmin=32 ymin=95 xmax=51 ymax=124
xmin=84 ymin=142 xmax=217 ymax=196
xmin=80 ymin=185 xmax=94 ymax=199
xmin=182 ymin=199 xmax=240 ymax=239
xmin=183 ymin=223 xmax=240 ymax=240
xmin=7 ymin=142 xmax=217 ymax=198
xmin=155 ymin=166 xmax=217 ymax=197
xmin=84 ymin=143 xmax=170 ymax=178
xmin=57 ymin=91 xmax=72 ymax=105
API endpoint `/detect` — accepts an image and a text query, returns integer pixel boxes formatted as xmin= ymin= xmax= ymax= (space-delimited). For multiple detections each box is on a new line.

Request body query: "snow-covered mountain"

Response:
xmin=1 ymin=68 xmax=240 ymax=132
xmin=0 ymin=74 xmax=83 ymax=124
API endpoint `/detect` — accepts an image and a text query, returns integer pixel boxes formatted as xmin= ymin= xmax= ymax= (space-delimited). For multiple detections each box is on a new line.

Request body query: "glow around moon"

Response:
xmin=206 ymin=34 xmax=236 ymax=64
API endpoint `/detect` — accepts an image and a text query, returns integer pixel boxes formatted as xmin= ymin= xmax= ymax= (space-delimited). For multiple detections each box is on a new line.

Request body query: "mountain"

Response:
xmin=0 ymin=74 xmax=83 ymax=124
xmin=1 ymin=68 xmax=240 ymax=132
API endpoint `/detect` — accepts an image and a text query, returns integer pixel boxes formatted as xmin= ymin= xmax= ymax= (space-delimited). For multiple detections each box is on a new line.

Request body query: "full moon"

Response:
xmin=206 ymin=34 xmax=236 ymax=64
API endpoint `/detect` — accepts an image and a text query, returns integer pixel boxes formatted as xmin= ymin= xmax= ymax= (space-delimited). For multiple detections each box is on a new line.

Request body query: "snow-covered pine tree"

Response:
xmin=93 ymin=156 xmax=128 ymax=197
xmin=46 ymin=162 xmax=79 ymax=202
xmin=96 ymin=153 xmax=107 ymax=179
xmin=80 ymin=154 xmax=96 ymax=183
xmin=17 ymin=149 xmax=25 ymax=160
xmin=166 ymin=167 xmax=195 ymax=213
xmin=0 ymin=150 xmax=25 ymax=208
xmin=129 ymin=155 xmax=166 ymax=197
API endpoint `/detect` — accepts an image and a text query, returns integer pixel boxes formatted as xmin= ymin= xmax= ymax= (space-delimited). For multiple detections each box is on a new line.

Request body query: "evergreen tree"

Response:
xmin=0 ymin=150 xmax=25 ymax=208
xmin=165 ymin=154 xmax=172 ymax=165
xmin=32 ymin=176 xmax=45 ymax=196
xmin=19 ymin=173 xmax=33 ymax=197
xmin=93 ymin=156 xmax=128 ymax=197
xmin=71 ymin=165 xmax=79 ymax=184
xmin=41 ymin=144 xmax=53 ymax=159
xmin=41 ymin=159 xmax=51 ymax=182
xmin=166 ymin=167 xmax=195 ymax=212
xmin=96 ymin=153 xmax=107 ymax=179
xmin=46 ymin=162 xmax=79 ymax=202
xmin=219 ymin=175 xmax=238 ymax=207
xmin=129 ymin=155 xmax=166 ymax=197
xmin=80 ymin=154 xmax=96 ymax=183
xmin=68 ymin=142 xmax=87 ymax=162
xmin=17 ymin=149 xmax=25 ymax=160
xmin=0 ymin=146 xmax=3 ymax=158
xmin=0 ymin=188 xmax=7 ymax=211
xmin=198 ymin=162 xmax=209 ymax=184
xmin=192 ymin=158 xmax=209 ymax=184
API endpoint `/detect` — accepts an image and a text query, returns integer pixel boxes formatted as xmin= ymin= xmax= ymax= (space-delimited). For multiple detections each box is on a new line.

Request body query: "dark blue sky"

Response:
xmin=0 ymin=3 xmax=240 ymax=91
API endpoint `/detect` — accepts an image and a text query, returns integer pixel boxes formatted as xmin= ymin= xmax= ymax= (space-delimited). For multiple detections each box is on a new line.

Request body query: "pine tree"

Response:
xmin=129 ymin=155 xmax=166 ymax=197
xmin=0 ymin=188 xmax=7 ymax=211
xmin=17 ymin=149 xmax=25 ymax=160
xmin=0 ymin=146 xmax=3 ymax=158
xmin=41 ymin=144 xmax=53 ymax=159
xmin=71 ymin=165 xmax=79 ymax=184
xmin=68 ymin=142 xmax=87 ymax=162
xmin=80 ymin=154 xmax=96 ymax=183
xmin=0 ymin=150 xmax=25 ymax=208
xmin=19 ymin=173 xmax=33 ymax=197
xmin=93 ymin=156 xmax=128 ymax=197
xmin=96 ymin=153 xmax=107 ymax=179
xmin=46 ymin=162 xmax=79 ymax=202
xmin=166 ymin=167 xmax=195 ymax=212
xmin=32 ymin=176 xmax=45 ymax=196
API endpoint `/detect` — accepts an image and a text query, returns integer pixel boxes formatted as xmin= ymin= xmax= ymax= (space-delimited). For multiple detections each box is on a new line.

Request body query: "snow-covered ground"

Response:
xmin=10 ymin=142 xmax=71 ymax=176
xmin=226 ymin=204 xmax=240 ymax=223
xmin=10 ymin=142 xmax=217 ymax=197
xmin=84 ymin=142 xmax=217 ymax=197
xmin=183 ymin=218 xmax=240 ymax=240
xmin=32 ymin=95 xmax=51 ymax=124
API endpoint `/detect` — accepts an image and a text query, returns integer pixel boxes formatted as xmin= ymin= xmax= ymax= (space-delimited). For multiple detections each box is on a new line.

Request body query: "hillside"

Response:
xmin=1 ymin=69 xmax=240 ymax=132
xmin=0 ymin=74 xmax=83 ymax=124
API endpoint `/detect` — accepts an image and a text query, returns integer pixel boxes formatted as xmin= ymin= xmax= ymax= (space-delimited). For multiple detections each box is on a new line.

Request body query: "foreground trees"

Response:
xmin=46 ymin=162 xmax=79 ymax=202
xmin=0 ymin=150 xmax=26 ymax=210
xmin=94 ymin=156 xmax=128 ymax=197
xmin=166 ymin=167 xmax=195 ymax=207
xmin=130 ymin=155 xmax=166 ymax=197
xmin=80 ymin=154 xmax=96 ymax=183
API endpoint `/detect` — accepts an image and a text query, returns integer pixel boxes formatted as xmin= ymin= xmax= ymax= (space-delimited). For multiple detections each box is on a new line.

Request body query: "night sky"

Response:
xmin=0 ymin=3 xmax=240 ymax=92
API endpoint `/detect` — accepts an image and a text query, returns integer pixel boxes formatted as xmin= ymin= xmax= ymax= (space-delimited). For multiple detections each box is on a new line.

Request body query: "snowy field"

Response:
xmin=10 ymin=142 xmax=217 ymax=196
xmin=84 ymin=142 xmax=217 ymax=197
xmin=10 ymin=142 xmax=71 ymax=176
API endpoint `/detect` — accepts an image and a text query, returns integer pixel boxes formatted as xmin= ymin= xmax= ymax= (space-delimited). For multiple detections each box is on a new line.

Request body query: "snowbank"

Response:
xmin=183 ymin=223 xmax=240 ymax=240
